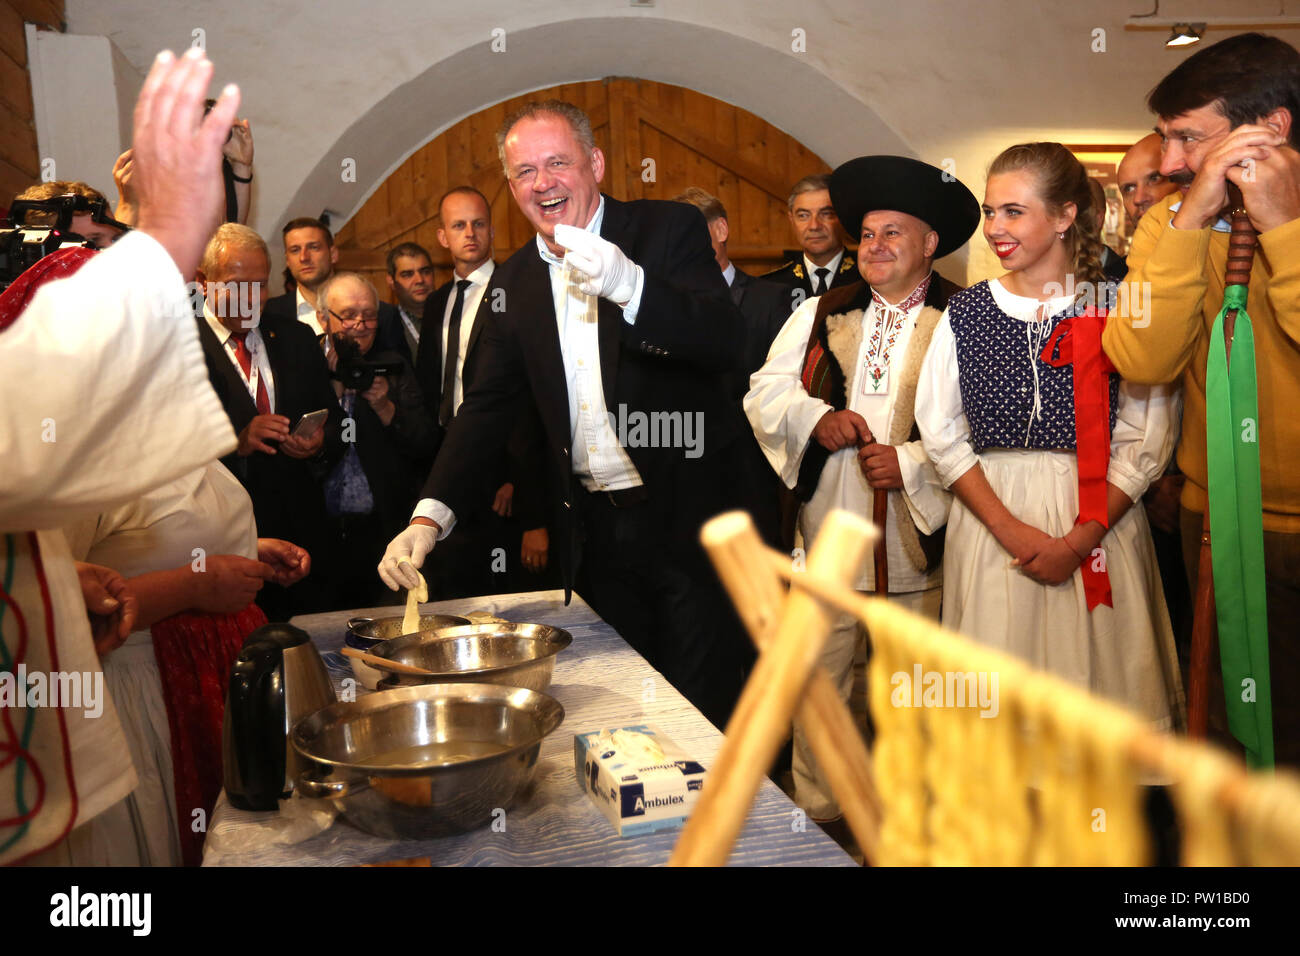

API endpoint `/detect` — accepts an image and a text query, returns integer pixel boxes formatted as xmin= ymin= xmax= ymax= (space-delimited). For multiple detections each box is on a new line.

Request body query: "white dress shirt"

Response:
xmin=722 ymin=261 xmax=736 ymax=287
xmin=804 ymin=249 xmax=844 ymax=294
xmin=413 ymin=195 xmax=647 ymax=535
xmin=441 ymin=259 xmax=495 ymax=416
xmin=203 ymin=303 xmax=277 ymax=413
xmin=744 ymin=282 xmax=950 ymax=593
xmin=296 ymin=287 xmax=324 ymax=336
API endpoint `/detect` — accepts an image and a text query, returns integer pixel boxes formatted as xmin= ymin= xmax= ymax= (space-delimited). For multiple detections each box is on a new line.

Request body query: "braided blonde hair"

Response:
xmin=989 ymin=143 xmax=1106 ymax=300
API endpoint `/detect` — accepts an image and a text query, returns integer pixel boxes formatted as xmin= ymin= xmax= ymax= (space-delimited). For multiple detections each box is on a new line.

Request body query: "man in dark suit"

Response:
xmin=317 ymin=272 xmax=437 ymax=609
xmin=415 ymin=186 xmax=555 ymax=597
xmin=764 ymin=173 xmax=858 ymax=311
xmin=381 ymin=101 xmax=750 ymax=726
xmin=263 ymin=217 xmax=409 ymax=361
xmin=385 ymin=241 xmax=436 ymax=363
xmin=674 ymin=186 xmax=792 ymax=548
xmin=195 ymin=223 xmax=344 ymax=618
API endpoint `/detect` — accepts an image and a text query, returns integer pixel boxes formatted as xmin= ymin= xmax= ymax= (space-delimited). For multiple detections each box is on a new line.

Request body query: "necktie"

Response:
xmin=814 ymin=267 xmax=830 ymax=295
xmin=230 ymin=331 xmax=270 ymax=415
xmin=439 ymin=279 xmax=472 ymax=426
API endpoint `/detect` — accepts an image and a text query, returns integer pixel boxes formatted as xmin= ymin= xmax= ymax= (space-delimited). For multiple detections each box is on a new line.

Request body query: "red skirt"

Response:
xmin=150 ymin=604 xmax=266 ymax=866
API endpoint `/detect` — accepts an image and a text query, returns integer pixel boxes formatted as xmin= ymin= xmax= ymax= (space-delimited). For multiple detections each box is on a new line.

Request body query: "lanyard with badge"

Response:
xmin=229 ymin=333 xmax=265 ymax=407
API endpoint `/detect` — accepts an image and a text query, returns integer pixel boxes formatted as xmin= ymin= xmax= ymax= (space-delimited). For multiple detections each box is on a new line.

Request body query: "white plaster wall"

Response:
xmin=63 ymin=0 xmax=1300 ymax=280
xmin=26 ymin=25 xmax=139 ymax=203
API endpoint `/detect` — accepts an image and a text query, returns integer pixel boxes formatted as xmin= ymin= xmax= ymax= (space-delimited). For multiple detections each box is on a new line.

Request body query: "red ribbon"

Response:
xmin=1040 ymin=307 xmax=1115 ymax=611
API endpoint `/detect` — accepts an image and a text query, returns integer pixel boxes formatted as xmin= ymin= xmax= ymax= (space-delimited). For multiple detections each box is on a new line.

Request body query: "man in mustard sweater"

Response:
xmin=1103 ymin=33 xmax=1300 ymax=767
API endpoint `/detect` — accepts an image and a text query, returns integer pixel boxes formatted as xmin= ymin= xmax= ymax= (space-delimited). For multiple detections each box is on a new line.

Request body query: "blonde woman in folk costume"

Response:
xmin=915 ymin=142 xmax=1184 ymax=728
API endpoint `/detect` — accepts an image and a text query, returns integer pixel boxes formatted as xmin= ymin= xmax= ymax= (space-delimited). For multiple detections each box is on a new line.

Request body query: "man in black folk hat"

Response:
xmin=744 ymin=155 xmax=980 ymax=829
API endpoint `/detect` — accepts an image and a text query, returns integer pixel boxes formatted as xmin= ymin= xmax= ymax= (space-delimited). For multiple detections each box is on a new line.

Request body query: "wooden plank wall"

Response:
xmin=0 ymin=0 xmax=65 ymax=211
xmin=334 ymin=77 xmax=832 ymax=300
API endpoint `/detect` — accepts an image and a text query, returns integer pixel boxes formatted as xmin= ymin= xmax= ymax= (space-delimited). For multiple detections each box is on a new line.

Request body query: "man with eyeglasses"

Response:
xmin=195 ymin=223 xmax=343 ymax=618
xmin=1103 ymin=33 xmax=1300 ymax=769
xmin=264 ymin=217 xmax=411 ymax=362
xmin=319 ymin=272 xmax=436 ymax=608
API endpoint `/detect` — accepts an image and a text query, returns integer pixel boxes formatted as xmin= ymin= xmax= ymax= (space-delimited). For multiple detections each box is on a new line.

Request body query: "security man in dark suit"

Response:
xmin=764 ymin=173 xmax=858 ymax=312
xmin=674 ymin=186 xmax=792 ymax=548
xmin=194 ymin=223 xmax=343 ymax=618
xmin=381 ymin=101 xmax=750 ymax=727
xmin=416 ymin=186 xmax=556 ymax=597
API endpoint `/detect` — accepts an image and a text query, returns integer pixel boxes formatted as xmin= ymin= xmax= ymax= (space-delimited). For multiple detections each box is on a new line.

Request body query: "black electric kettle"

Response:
xmin=223 ymin=622 xmax=336 ymax=811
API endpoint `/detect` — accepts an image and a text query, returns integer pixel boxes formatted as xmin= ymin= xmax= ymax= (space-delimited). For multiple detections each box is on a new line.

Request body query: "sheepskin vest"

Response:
xmin=795 ymin=273 xmax=960 ymax=574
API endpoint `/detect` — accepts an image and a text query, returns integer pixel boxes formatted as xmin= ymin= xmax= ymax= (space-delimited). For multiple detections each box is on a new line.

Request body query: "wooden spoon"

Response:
xmin=341 ymin=646 xmax=436 ymax=676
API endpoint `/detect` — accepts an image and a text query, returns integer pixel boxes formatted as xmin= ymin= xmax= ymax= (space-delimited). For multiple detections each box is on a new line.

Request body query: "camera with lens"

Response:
xmin=0 ymin=195 xmax=130 ymax=291
xmin=330 ymin=334 xmax=395 ymax=392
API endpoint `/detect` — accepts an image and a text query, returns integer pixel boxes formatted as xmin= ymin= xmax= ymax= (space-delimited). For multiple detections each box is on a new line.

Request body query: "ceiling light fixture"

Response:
xmin=1166 ymin=23 xmax=1204 ymax=47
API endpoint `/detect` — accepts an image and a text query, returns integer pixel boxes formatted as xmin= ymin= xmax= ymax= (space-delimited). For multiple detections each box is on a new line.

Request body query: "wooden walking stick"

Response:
xmin=1187 ymin=184 xmax=1258 ymax=738
xmin=696 ymin=511 xmax=883 ymax=864
xmin=871 ymin=473 xmax=889 ymax=595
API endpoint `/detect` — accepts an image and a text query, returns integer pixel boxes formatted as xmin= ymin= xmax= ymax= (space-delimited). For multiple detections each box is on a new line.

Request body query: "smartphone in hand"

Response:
xmin=291 ymin=408 xmax=329 ymax=441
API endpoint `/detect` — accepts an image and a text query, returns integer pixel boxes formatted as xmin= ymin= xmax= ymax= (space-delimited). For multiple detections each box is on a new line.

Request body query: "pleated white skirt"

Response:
xmin=941 ymin=449 xmax=1185 ymax=730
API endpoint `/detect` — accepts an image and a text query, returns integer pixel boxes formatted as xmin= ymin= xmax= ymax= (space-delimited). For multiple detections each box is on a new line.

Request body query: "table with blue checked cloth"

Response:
xmin=202 ymin=589 xmax=852 ymax=866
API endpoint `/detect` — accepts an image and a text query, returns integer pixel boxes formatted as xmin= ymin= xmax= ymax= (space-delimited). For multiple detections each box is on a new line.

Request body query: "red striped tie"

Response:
xmin=230 ymin=332 xmax=271 ymax=415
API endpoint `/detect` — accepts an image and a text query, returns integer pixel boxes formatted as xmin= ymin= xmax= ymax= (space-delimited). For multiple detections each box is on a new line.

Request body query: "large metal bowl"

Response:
xmin=344 ymin=613 xmax=471 ymax=689
xmin=293 ymin=682 xmax=564 ymax=839
xmin=368 ymin=623 xmax=572 ymax=694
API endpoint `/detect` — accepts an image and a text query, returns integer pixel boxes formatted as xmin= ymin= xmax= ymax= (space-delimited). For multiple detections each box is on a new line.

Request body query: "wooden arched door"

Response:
xmin=334 ymin=77 xmax=831 ymax=296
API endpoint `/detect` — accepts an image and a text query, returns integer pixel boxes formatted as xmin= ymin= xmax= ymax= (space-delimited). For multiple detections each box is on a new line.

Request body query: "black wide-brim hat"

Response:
xmin=829 ymin=155 xmax=981 ymax=260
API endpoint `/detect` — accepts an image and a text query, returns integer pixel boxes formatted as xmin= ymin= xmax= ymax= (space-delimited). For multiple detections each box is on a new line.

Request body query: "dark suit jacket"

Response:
xmin=420 ymin=195 xmax=744 ymax=596
xmin=196 ymin=313 xmax=344 ymax=558
xmin=263 ymin=293 xmax=411 ymax=364
xmin=762 ymin=249 xmax=858 ymax=311
xmin=728 ymin=267 xmax=795 ymax=400
xmin=416 ymin=269 xmax=552 ymax=534
xmin=415 ymin=276 xmax=489 ymax=425
xmin=337 ymin=348 xmax=437 ymax=535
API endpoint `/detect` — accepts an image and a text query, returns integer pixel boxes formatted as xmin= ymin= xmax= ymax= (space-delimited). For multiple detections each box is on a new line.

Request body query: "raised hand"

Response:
xmin=553 ymin=223 xmax=641 ymax=304
xmin=131 ymin=47 xmax=241 ymax=278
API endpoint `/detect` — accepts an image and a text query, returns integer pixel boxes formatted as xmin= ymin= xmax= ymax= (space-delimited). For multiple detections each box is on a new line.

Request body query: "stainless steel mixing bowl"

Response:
xmin=293 ymin=682 xmax=564 ymax=839
xmin=367 ymin=623 xmax=573 ymax=693
xmin=344 ymin=613 xmax=472 ymax=689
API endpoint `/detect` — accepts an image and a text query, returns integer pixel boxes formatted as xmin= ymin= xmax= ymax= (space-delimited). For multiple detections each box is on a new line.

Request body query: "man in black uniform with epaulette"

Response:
xmin=764 ymin=173 xmax=858 ymax=313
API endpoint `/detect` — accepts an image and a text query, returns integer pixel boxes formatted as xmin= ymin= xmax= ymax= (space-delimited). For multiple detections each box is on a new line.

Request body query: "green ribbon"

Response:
xmin=1205 ymin=284 xmax=1273 ymax=769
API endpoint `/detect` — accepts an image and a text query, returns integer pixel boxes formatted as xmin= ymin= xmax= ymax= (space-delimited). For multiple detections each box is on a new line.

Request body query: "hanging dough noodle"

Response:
xmin=398 ymin=558 xmax=428 ymax=635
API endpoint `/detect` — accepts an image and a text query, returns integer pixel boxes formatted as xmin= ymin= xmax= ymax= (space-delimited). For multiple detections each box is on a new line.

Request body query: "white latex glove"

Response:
xmin=378 ymin=523 xmax=438 ymax=591
xmin=554 ymin=223 xmax=642 ymax=304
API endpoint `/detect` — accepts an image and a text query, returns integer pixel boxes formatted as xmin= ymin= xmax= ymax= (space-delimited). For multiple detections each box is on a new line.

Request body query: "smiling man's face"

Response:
xmin=503 ymin=113 xmax=605 ymax=255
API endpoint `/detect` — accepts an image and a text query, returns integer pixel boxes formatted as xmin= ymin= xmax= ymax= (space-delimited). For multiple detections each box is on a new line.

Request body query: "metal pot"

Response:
xmin=344 ymin=613 xmax=471 ymax=689
xmin=293 ymin=682 xmax=564 ymax=839
xmin=368 ymin=623 xmax=572 ymax=693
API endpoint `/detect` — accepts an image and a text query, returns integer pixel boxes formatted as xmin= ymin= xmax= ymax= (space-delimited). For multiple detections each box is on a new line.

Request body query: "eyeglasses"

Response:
xmin=329 ymin=308 xmax=379 ymax=328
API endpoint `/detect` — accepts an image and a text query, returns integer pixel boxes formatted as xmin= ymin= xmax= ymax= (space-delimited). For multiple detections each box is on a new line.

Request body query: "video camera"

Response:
xmin=0 ymin=194 xmax=131 ymax=291
xmin=329 ymin=334 xmax=395 ymax=392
